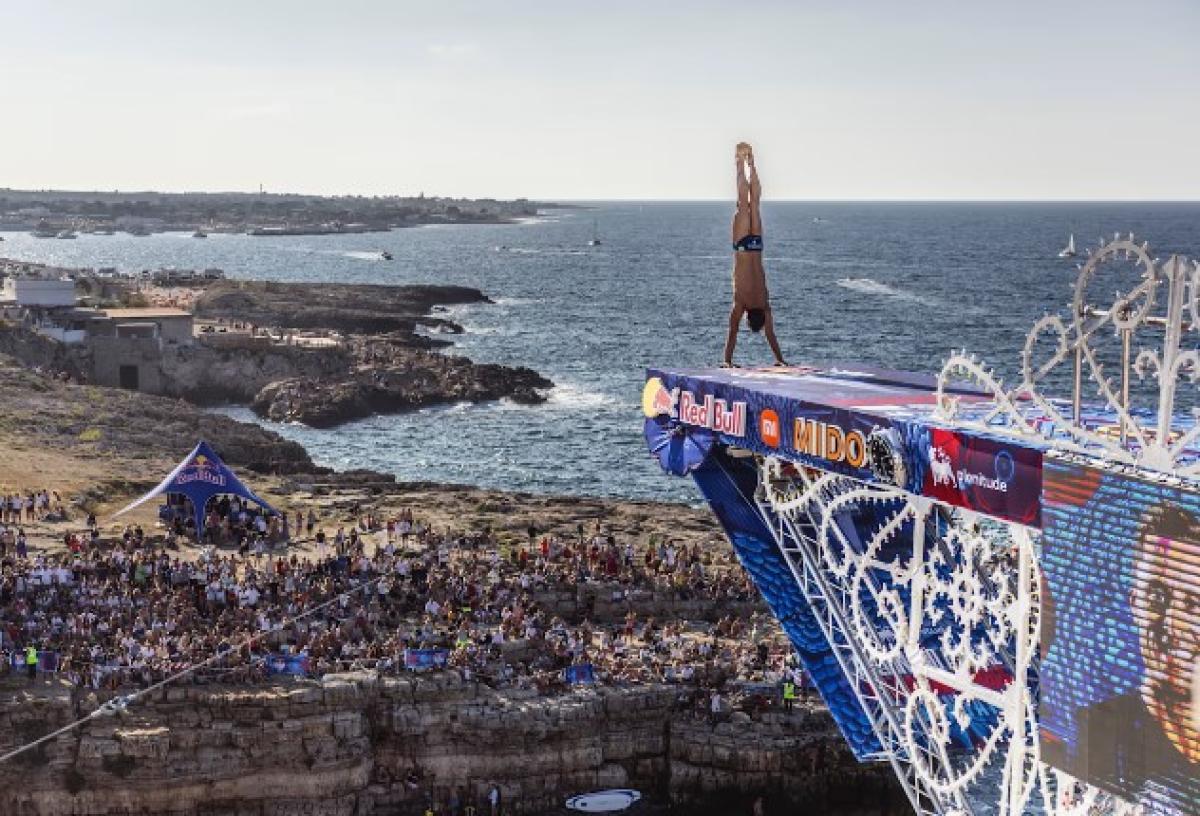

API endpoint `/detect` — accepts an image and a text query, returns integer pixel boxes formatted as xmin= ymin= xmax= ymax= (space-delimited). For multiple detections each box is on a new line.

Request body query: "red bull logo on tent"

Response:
xmin=174 ymin=454 xmax=228 ymax=488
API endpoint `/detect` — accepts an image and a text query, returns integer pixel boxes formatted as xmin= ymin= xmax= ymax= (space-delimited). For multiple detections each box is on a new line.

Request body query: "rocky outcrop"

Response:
xmin=251 ymin=350 xmax=552 ymax=428
xmin=160 ymin=341 xmax=352 ymax=404
xmin=0 ymin=673 xmax=900 ymax=816
xmin=194 ymin=281 xmax=489 ymax=343
xmin=0 ymin=354 xmax=318 ymax=474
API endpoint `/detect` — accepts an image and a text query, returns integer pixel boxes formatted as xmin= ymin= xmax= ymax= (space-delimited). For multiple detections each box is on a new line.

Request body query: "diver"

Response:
xmin=723 ymin=142 xmax=786 ymax=368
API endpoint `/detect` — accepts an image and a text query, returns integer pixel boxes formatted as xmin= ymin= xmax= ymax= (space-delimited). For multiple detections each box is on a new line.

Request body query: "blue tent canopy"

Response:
xmin=113 ymin=440 xmax=278 ymax=535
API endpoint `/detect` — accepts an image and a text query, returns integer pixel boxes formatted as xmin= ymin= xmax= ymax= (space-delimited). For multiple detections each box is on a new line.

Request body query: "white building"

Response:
xmin=0 ymin=277 xmax=76 ymax=307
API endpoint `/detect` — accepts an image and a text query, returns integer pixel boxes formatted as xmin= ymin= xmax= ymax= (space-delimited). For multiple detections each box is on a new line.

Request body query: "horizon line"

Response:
xmin=2 ymin=187 xmax=1200 ymax=206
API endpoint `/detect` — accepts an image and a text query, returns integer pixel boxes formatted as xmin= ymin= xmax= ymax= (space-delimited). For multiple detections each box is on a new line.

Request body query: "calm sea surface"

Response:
xmin=5 ymin=203 xmax=1200 ymax=504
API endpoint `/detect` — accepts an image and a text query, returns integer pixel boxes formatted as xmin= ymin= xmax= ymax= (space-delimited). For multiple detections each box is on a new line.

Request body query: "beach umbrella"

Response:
xmin=644 ymin=416 xmax=715 ymax=477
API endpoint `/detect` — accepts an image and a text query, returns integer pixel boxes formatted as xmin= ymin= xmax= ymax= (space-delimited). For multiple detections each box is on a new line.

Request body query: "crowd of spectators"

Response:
xmin=0 ymin=500 xmax=808 ymax=713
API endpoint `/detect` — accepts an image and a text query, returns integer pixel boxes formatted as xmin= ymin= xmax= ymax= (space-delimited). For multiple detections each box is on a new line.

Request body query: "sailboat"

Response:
xmin=1057 ymin=233 xmax=1077 ymax=258
xmin=588 ymin=219 xmax=601 ymax=247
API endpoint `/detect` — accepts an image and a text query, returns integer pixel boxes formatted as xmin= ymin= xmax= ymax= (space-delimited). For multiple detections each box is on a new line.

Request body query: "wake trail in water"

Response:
xmin=545 ymin=382 xmax=624 ymax=410
xmin=836 ymin=277 xmax=955 ymax=310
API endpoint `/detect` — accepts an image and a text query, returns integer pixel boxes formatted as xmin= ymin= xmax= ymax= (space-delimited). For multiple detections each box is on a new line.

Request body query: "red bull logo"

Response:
xmin=642 ymin=377 xmax=746 ymax=437
xmin=174 ymin=453 xmax=228 ymax=487
xmin=642 ymin=377 xmax=679 ymax=418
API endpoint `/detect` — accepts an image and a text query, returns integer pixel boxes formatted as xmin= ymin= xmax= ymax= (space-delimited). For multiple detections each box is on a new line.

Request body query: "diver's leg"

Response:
xmin=732 ymin=151 xmax=751 ymax=243
xmin=748 ymin=150 xmax=763 ymax=237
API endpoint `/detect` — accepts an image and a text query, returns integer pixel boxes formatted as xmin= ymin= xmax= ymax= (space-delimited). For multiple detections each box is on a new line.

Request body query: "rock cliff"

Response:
xmin=0 ymin=673 xmax=900 ymax=815
xmin=251 ymin=350 xmax=552 ymax=427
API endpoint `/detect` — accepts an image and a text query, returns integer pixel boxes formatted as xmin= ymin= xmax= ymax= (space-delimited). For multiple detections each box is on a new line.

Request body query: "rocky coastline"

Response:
xmin=0 ymin=673 xmax=901 ymax=816
xmin=0 ymin=276 xmax=555 ymax=427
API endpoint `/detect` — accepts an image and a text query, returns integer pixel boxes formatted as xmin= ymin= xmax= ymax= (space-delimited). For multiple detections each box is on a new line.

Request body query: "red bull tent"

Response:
xmin=113 ymin=440 xmax=277 ymax=535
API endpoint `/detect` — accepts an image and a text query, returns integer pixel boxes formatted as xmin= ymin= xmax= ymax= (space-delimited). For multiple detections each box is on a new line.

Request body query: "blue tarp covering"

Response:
xmin=113 ymin=440 xmax=277 ymax=536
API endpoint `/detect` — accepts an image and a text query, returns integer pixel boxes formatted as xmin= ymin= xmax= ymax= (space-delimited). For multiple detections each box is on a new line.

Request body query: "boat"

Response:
xmin=588 ymin=219 xmax=601 ymax=246
xmin=1057 ymin=233 xmax=1076 ymax=258
xmin=193 ymin=229 xmax=208 ymax=239
xmin=380 ymin=251 xmax=393 ymax=261
xmin=56 ymin=230 xmax=77 ymax=239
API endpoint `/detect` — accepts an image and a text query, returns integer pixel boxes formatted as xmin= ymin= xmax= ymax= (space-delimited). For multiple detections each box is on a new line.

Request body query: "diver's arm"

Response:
xmin=723 ymin=304 xmax=744 ymax=365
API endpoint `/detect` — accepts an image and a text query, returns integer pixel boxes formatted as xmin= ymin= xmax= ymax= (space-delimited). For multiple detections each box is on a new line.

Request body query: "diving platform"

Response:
xmin=644 ymin=237 xmax=1200 ymax=816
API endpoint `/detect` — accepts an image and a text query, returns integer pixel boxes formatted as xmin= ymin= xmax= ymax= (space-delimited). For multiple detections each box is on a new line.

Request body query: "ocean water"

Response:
xmin=4 ymin=202 xmax=1200 ymax=505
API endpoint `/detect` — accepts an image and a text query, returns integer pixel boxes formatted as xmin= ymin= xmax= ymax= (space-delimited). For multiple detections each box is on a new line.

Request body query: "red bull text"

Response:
xmin=678 ymin=392 xmax=747 ymax=437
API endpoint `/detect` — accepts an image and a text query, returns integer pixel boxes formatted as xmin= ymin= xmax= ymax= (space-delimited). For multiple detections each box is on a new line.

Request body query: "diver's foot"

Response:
xmin=720 ymin=360 xmax=740 ymax=369
xmin=773 ymin=359 xmax=788 ymax=367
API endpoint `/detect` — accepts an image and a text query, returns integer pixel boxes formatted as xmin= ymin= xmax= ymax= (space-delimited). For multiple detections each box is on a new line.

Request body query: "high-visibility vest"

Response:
xmin=783 ymin=681 xmax=796 ymax=700
xmin=25 ymin=647 xmax=38 ymax=666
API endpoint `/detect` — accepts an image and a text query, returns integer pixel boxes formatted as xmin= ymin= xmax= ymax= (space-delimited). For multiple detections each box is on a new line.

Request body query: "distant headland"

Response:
xmin=0 ymin=188 xmax=572 ymax=237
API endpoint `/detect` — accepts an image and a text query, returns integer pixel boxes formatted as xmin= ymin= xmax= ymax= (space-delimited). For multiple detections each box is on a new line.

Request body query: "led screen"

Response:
xmin=1040 ymin=459 xmax=1200 ymax=814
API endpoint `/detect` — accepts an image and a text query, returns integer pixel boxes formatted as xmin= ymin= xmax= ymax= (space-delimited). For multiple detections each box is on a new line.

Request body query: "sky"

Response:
xmin=1 ymin=0 xmax=1197 ymax=200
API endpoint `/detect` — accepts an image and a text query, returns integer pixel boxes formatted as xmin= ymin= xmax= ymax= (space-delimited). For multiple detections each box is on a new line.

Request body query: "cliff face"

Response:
xmin=0 ymin=673 xmax=899 ymax=816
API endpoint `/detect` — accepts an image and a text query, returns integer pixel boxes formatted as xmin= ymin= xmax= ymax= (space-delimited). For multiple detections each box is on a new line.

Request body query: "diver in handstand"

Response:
xmin=723 ymin=142 xmax=785 ymax=367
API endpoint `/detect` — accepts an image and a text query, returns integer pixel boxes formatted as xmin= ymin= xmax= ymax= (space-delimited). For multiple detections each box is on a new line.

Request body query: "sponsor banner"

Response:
xmin=920 ymin=428 xmax=1041 ymax=527
xmin=403 ymin=648 xmax=450 ymax=670
xmin=645 ymin=369 xmax=879 ymax=481
xmin=1039 ymin=460 xmax=1200 ymax=812
xmin=266 ymin=654 xmax=310 ymax=676
xmin=645 ymin=369 xmax=1043 ymax=526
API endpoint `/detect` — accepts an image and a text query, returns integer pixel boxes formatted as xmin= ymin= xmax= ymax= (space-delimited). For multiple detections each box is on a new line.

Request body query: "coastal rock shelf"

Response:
xmin=0 ymin=355 xmax=317 ymax=475
xmin=0 ymin=673 xmax=897 ymax=816
xmin=251 ymin=349 xmax=553 ymax=427
xmin=194 ymin=281 xmax=489 ymax=345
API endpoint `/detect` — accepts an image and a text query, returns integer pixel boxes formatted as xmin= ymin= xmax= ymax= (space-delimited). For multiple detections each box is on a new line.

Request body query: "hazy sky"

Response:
xmin=2 ymin=1 xmax=1197 ymax=200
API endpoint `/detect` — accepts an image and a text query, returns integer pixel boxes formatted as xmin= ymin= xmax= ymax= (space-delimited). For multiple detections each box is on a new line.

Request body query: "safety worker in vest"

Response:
xmin=25 ymin=644 xmax=38 ymax=683
xmin=782 ymin=679 xmax=797 ymax=713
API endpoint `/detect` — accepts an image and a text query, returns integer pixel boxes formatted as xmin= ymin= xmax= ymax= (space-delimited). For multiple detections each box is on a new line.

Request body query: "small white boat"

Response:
xmin=57 ymin=230 xmax=77 ymax=239
xmin=565 ymin=789 xmax=642 ymax=812
xmin=1057 ymin=233 xmax=1076 ymax=258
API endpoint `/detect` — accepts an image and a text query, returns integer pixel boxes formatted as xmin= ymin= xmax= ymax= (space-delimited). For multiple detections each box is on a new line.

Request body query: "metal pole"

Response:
xmin=1121 ymin=326 xmax=1132 ymax=446
xmin=1072 ymin=343 xmax=1083 ymax=423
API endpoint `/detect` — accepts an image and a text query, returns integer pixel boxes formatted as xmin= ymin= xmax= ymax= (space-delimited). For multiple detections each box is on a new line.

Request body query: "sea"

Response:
xmin=4 ymin=202 xmax=1200 ymax=507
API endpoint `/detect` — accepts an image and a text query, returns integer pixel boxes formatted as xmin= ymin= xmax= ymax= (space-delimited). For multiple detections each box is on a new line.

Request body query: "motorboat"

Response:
xmin=193 ymin=229 xmax=208 ymax=239
xmin=56 ymin=230 xmax=77 ymax=239
xmin=381 ymin=251 xmax=393 ymax=261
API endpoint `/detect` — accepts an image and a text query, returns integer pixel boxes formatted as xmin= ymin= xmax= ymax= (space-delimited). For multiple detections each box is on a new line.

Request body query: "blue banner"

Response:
xmin=563 ymin=663 xmax=595 ymax=684
xmin=403 ymin=648 xmax=449 ymax=670
xmin=265 ymin=653 xmax=310 ymax=676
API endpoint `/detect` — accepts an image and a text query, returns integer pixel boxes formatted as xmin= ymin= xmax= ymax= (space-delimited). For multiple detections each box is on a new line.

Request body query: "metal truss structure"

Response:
xmin=752 ymin=460 xmax=1139 ymax=815
xmin=739 ymin=236 xmax=1200 ymax=815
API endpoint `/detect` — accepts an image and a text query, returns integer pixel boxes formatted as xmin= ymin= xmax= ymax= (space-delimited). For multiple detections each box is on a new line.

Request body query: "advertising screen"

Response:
xmin=1040 ymin=459 xmax=1200 ymax=814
